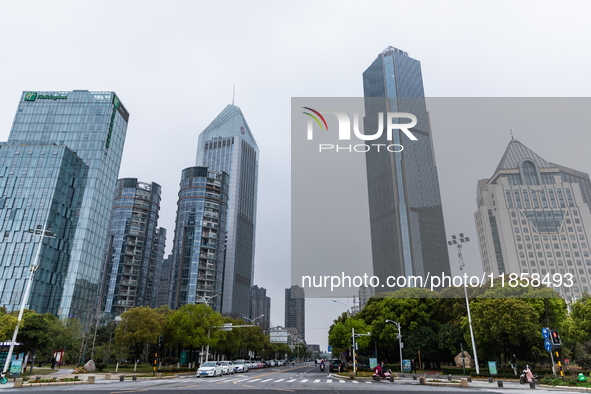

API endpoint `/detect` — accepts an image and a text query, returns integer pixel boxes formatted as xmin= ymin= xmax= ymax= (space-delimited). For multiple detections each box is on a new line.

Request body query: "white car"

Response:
xmin=233 ymin=359 xmax=249 ymax=373
xmin=197 ymin=361 xmax=224 ymax=377
xmin=219 ymin=361 xmax=234 ymax=375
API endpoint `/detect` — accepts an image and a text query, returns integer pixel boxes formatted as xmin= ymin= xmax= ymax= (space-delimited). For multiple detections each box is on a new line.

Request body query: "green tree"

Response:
xmin=115 ymin=306 xmax=166 ymax=363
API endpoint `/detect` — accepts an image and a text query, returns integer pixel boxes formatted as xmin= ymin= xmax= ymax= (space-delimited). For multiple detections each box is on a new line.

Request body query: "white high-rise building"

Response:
xmin=474 ymin=138 xmax=591 ymax=299
xmin=196 ymin=105 xmax=259 ymax=317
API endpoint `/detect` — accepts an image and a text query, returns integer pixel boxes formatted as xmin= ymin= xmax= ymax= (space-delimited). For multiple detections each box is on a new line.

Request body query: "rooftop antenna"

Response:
xmin=510 ymin=128 xmax=515 ymax=140
xmin=232 ymin=85 xmax=235 ymax=105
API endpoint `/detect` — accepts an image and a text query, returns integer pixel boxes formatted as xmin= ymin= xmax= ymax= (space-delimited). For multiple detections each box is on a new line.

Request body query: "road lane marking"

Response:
xmin=243 ymin=385 xmax=255 ymax=388
xmin=313 ymin=379 xmax=320 ymax=383
xmin=287 ymin=379 xmax=296 ymax=382
xmin=274 ymin=378 xmax=285 ymax=382
xmin=111 ymin=391 xmax=149 ymax=394
xmin=250 ymin=378 xmax=261 ymax=381
xmin=260 ymin=378 xmax=272 ymax=382
xmin=327 ymin=379 xmax=332 ymax=383
xmin=301 ymin=379 xmax=308 ymax=382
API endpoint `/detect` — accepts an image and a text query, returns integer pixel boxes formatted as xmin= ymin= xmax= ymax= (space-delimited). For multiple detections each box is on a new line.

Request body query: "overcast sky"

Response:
xmin=1 ymin=1 xmax=591 ymax=352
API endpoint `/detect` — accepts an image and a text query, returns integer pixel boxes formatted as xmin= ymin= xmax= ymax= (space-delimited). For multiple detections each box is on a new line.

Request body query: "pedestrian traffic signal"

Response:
xmin=550 ymin=330 xmax=561 ymax=347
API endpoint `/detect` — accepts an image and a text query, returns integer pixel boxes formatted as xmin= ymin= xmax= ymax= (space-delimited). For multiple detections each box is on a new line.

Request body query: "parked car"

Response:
xmin=197 ymin=361 xmax=224 ymax=377
xmin=329 ymin=359 xmax=346 ymax=372
xmin=219 ymin=361 xmax=234 ymax=375
xmin=233 ymin=359 xmax=249 ymax=373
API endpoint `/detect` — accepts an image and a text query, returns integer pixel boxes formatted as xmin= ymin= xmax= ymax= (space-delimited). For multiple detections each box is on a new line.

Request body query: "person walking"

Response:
xmin=411 ymin=358 xmax=417 ymax=374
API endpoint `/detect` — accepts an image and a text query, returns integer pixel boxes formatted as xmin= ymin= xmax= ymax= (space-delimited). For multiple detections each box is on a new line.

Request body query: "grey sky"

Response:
xmin=1 ymin=0 xmax=591 ymax=352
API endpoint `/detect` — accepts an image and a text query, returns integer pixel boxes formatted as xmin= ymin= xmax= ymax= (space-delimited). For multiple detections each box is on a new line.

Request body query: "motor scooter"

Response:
xmin=372 ymin=368 xmax=394 ymax=382
xmin=519 ymin=367 xmax=538 ymax=384
xmin=319 ymin=363 xmax=325 ymax=372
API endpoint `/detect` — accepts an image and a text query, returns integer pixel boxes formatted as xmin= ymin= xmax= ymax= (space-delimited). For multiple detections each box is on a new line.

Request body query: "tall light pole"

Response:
xmin=332 ymin=299 xmax=351 ymax=316
xmin=243 ymin=314 xmax=264 ymax=325
xmin=198 ymin=293 xmax=222 ymax=364
xmin=2 ymin=225 xmax=56 ymax=377
xmin=447 ymin=233 xmax=479 ymax=374
xmin=385 ymin=320 xmax=403 ymax=372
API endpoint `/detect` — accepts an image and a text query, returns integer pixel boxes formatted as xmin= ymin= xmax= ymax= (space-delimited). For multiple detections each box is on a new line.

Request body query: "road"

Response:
xmin=0 ymin=363 xmax=572 ymax=393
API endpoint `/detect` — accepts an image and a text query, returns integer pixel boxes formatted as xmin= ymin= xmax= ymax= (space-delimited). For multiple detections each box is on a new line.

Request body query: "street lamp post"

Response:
xmin=447 ymin=233 xmax=479 ymax=375
xmin=385 ymin=320 xmax=403 ymax=372
xmin=243 ymin=315 xmax=264 ymax=362
xmin=1 ymin=225 xmax=56 ymax=378
xmin=198 ymin=293 xmax=222 ymax=364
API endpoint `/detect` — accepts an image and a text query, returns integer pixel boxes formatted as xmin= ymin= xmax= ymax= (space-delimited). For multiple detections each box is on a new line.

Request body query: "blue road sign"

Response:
xmin=544 ymin=339 xmax=553 ymax=352
xmin=542 ymin=327 xmax=550 ymax=340
xmin=327 ymin=345 xmax=332 ymax=353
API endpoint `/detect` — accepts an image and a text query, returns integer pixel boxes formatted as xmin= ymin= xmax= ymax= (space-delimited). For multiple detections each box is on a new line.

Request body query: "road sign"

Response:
xmin=327 ymin=345 xmax=332 ymax=353
xmin=542 ymin=327 xmax=550 ymax=339
xmin=544 ymin=339 xmax=553 ymax=352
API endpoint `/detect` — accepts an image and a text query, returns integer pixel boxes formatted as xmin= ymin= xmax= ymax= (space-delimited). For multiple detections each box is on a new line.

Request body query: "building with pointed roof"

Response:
xmin=195 ymin=105 xmax=259 ymax=317
xmin=474 ymin=138 xmax=591 ymax=299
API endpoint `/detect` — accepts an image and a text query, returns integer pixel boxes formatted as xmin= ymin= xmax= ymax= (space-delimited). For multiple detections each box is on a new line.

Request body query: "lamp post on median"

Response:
xmin=1 ymin=225 xmax=56 ymax=378
xmin=447 ymin=233 xmax=479 ymax=374
xmin=385 ymin=320 xmax=403 ymax=372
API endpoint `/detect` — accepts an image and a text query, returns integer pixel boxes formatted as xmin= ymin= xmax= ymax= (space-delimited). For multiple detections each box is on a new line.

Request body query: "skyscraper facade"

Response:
xmin=149 ymin=227 xmax=167 ymax=308
xmin=195 ymin=105 xmax=259 ymax=317
xmin=5 ymin=90 xmax=128 ymax=319
xmin=0 ymin=143 xmax=88 ymax=315
xmin=475 ymin=138 xmax=591 ymax=299
xmin=285 ymin=285 xmax=305 ymax=341
xmin=169 ymin=167 xmax=229 ymax=312
xmin=251 ymin=285 xmax=271 ymax=331
xmin=362 ymin=47 xmax=451 ymax=290
xmin=99 ymin=179 xmax=163 ymax=316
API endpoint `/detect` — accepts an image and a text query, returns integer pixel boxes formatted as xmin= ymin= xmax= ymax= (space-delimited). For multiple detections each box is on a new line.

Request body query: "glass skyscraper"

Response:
xmin=0 ymin=143 xmax=88 ymax=315
xmin=195 ymin=105 xmax=259 ymax=318
xmin=99 ymin=179 xmax=163 ymax=316
xmin=169 ymin=167 xmax=229 ymax=312
xmin=362 ymin=47 xmax=451 ymax=290
xmin=4 ymin=90 xmax=129 ymax=319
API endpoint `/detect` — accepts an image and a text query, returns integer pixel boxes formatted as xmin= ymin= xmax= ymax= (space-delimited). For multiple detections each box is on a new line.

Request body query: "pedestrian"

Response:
xmin=51 ymin=357 xmax=56 ymax=370
xmin=411 ymin=358 xmax=417 ymax=374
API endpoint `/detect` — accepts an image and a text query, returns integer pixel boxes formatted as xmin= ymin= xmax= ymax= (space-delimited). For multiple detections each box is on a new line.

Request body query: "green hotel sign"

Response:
xmin=24 ymin=92 xmax=67 ymax=101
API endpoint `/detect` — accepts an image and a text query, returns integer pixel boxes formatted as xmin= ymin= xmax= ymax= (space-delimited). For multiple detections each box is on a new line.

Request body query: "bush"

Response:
xmin=96 ymin=363 xmax=106 ymax=372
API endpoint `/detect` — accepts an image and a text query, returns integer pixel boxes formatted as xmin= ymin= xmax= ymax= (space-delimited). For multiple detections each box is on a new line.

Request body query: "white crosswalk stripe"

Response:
xmin=327 ymin=379 xmax=332 ymax=383
xmin=313 ymin=379 xmax=320 ymax=383
xmin=260 ymin=378 xmax=272 ymax=382
xmin=301 ymin=379 xmax=308 ymax=382
xmin=274 ymin=379 xmax=284 ymax=382
xmin=352 ymin=380 xmax=359 ymax=383
xmin=339 ymin=380 xmax=345 ymax=383
xmin=287 ymin=379 xmax=296 ymax=382
xmin=249 ymin=378 xmax=261 ymax=382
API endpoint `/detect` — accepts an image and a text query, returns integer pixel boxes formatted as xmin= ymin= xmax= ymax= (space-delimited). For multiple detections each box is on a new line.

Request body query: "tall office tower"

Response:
xmin=362 ymin=47 xmax=450 ymax=291
xmin=169 ymin=167 xmax=229 ymax=312
xmin=195 ymin=105 xmax=259 ymax=317
xmin=285 ymin=285 xmax=305 ymax=341
xmin=251 ymin=285 xmax=271 ymax=331
xmin=149 ymin=227 xmax=167 ymax=308
xmin=0 ymin=143 xmax=88 ymax=315
xmin=99 ymin=179 xmax=162 ymax=316
xmin=475 ymin=138 xmax=591 ymax=299
xmin=156 ymin=254 xmax=172 ymax=308
xmin=6 ymin=90 xmax=128 ymax=319
xmin=358 ymin=285 xmax=375 ymax=311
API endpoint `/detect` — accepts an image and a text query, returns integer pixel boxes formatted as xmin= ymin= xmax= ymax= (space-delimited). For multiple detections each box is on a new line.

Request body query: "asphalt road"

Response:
xmin=0 ymin=363 xmax=569 ymax=393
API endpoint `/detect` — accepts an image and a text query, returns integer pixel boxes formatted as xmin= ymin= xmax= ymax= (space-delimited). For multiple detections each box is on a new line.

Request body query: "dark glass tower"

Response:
xmin=169 ymin=167 xmax=229 ymax=312
xmin=284 ymin=285 xmax=305 ymax=341
xmin=362 ymin=47 xmax=450 ymax=290
xmin=99 ymin=179 xmax=163 ymax=316
xmin=195 ymin=105 xmax=259 ymax=318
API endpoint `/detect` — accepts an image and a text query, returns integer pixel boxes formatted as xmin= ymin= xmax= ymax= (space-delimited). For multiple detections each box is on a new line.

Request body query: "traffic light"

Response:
xmin=550 ymin=330 xmax=561 ymax=347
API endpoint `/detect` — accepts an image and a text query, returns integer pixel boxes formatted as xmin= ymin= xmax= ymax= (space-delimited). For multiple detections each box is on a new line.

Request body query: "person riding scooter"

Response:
xmin=319 ymin=359 xmax=325 ymax=372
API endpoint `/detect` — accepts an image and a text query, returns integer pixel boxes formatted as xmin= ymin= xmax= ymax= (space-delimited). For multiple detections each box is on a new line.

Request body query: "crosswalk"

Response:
xmin=192 ymin=375 xmax=377 ymax=385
